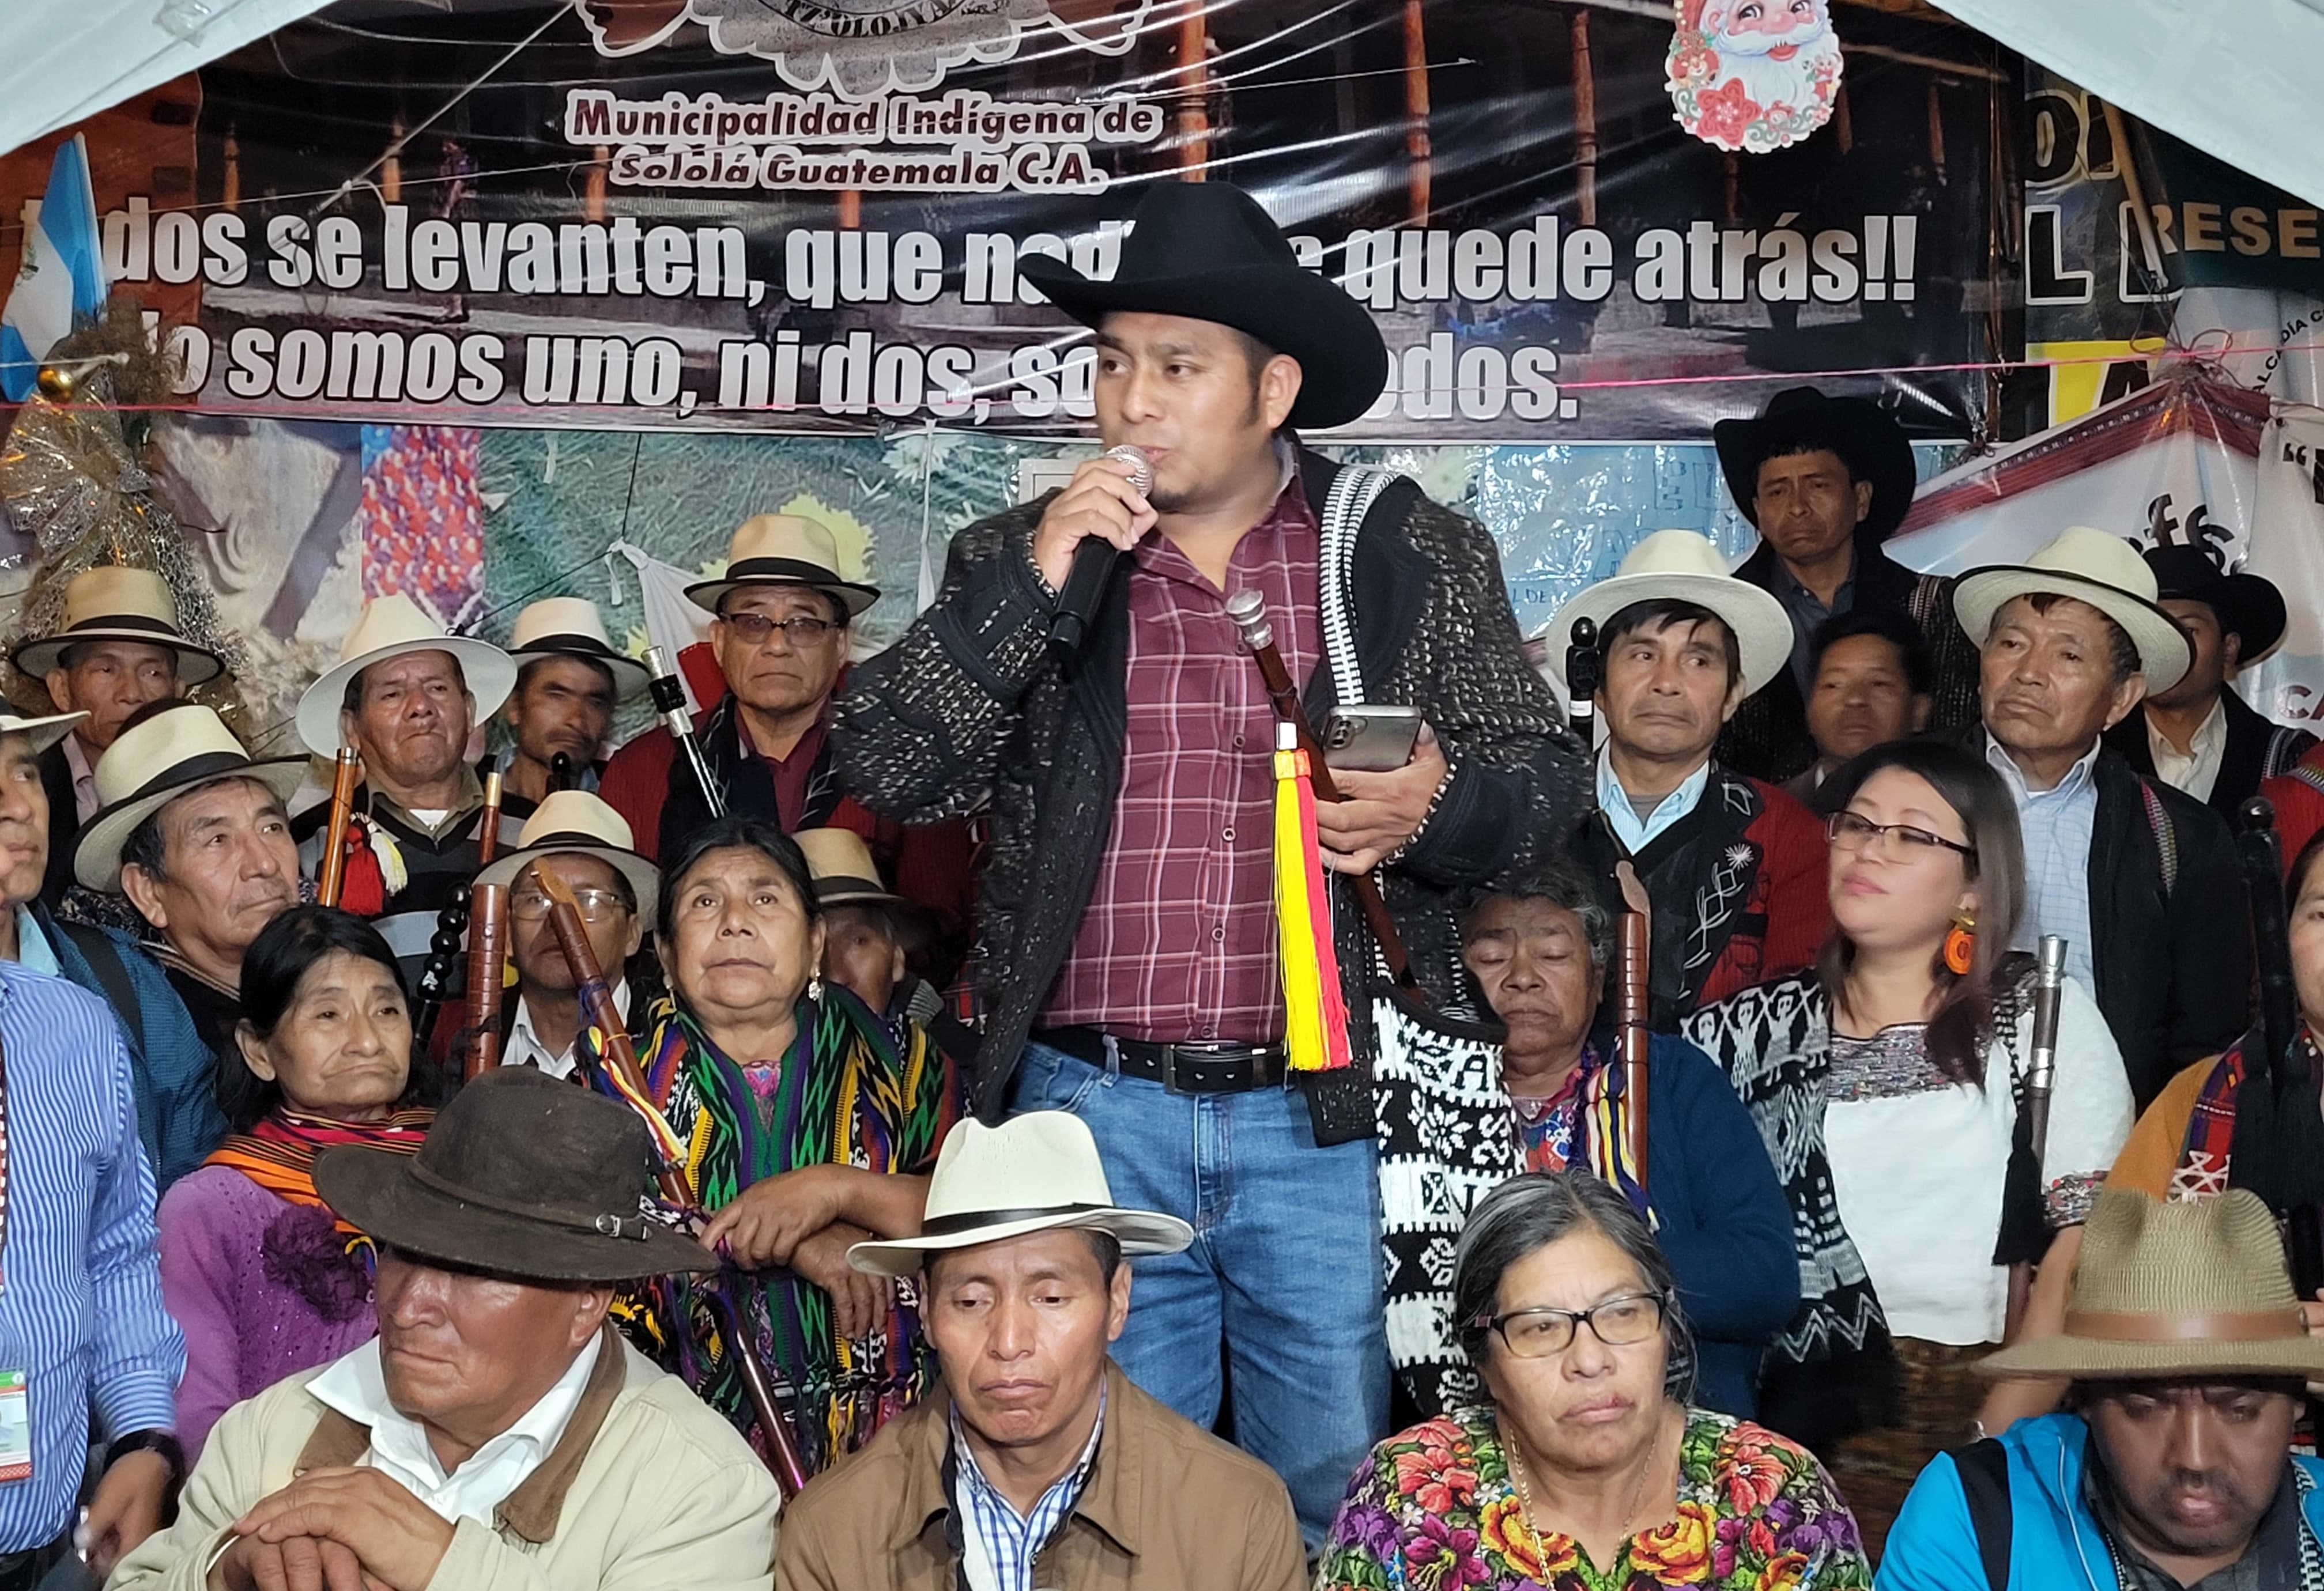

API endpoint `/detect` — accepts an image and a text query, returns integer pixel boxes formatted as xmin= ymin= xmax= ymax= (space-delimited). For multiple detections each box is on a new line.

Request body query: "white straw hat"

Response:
xmin=473 ymin=789 xmax=657 ymax=919
xmin=0 ymin=710 xmax=86 ymax=758
xmin=848 ymin=1113 xmax=1194 ymax=1278
xmin=1541 ymin=529 xmax=1794 ymax=697
xmin=685 ymin=514 xmax=878 ymax=618
xmin=294 ymin=594 xmax=517 ymax=757
xmin=74 ymin=704 xmax=305 ymax=891
xmin=1952 ymin=526 xmax=2192 ymax=694
xmin=507 ymin=598 xmax=649 ymax=700
xmin=12 ymin=566 xmax=225 ymax=684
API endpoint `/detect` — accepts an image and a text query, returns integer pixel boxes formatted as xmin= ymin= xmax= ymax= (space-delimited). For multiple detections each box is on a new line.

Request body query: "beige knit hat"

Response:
xmin=1980 ymin=1186 xmax=2324 ymax=1381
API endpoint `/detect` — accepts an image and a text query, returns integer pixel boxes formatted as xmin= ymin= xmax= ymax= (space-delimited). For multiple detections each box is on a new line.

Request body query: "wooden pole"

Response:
xmin=1402 ymin=0 xmax=1432 ymax=225
xmin=1569 ymin=9 xmax=1597 ymax=228
xmin=1176 ymin=3 xmax=1210 ymax=176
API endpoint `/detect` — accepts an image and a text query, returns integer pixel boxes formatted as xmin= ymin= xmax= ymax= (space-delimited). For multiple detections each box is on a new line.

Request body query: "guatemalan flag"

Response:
xmin=2 ymin=135 xmax=108 ymax=402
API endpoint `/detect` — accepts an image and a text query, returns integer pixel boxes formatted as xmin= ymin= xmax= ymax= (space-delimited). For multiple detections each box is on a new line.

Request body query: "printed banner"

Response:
xmin=2 ymin=0 xmax=2001 ymax=440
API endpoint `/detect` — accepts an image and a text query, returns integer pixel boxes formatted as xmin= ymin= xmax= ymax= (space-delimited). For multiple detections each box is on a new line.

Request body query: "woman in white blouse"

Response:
xmin=1684 ymin=737 xmax=2131 ymax=1554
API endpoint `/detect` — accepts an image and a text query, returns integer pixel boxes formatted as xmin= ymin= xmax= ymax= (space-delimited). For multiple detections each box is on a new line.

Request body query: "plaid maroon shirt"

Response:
xmin=1041 ymin=470 xmax=1321 ymax=1044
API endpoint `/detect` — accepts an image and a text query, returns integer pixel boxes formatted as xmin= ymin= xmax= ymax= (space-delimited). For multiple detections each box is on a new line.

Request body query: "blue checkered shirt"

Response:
xmin=949 ymin=1388 xmax=1105 ymax=1591
xmin=1985 ymin=732 xmax=2100 ymax=992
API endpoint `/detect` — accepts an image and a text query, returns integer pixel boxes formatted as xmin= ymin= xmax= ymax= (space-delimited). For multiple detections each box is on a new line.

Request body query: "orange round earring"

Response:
xmin=1942 ymin=914 xmax=1976 ymax=976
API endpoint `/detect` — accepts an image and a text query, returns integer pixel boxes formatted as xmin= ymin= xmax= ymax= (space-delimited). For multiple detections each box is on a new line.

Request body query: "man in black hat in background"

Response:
xmin=1712 ymin=386 xmax=1979 ymax=783
xmin=834 ymin=179 xmax=1580 ymax=1544
xmin=2105 ymin=545 xmax=2316 ymax=818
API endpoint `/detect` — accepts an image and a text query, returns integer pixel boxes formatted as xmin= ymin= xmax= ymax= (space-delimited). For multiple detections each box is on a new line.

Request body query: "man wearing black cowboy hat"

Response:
xmin=1711 ymin=386 xmax=1980 ymax=783
xmin=835 ymin=179 xmax=1580 ymax=1544
xmin=111 ymin=1069 xmax=779 ymax=1591
xmin=2104 ymin=546 xmax=2317 ymax=819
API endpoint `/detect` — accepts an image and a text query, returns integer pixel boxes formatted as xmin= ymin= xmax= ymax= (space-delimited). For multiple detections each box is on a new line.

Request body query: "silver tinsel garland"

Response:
xmin=0 ymin=371 xmax=250 ymax=727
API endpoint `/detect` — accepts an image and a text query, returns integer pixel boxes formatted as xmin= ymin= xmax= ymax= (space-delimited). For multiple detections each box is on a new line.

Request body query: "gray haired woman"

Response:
xmin=1318 ymin=1171 xmax=1871 ymax=1591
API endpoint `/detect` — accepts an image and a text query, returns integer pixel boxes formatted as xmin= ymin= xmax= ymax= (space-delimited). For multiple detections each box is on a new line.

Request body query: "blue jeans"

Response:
xmin=1009 ymin=1041 xmax=1390 ymax=1548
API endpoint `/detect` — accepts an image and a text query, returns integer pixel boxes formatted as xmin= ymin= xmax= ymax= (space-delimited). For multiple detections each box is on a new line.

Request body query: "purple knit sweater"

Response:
xmin=158 ymin=1167 xmax=380 ymax=1458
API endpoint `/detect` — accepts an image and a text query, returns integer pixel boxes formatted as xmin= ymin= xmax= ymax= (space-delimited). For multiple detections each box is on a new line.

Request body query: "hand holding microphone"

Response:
xmin=1038 ymin=444 xmax=1156 ymax=655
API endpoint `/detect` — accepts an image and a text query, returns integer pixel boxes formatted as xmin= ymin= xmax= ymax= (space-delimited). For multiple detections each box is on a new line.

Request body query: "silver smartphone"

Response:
xmin=1321 ymin=705 xmax=1424 ymax=772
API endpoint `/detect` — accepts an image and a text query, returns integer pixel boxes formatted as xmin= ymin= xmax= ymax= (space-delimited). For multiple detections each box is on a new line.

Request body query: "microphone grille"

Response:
xmin=1100 ymin=444 xmax=1155 ymax=498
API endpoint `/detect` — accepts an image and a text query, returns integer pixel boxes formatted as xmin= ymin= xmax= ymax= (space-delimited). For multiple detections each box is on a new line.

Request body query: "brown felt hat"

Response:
xmin=316 ymin=1068 xmax=708 ymax=1282
xmin=1980 ymin=1186 xmax=2324 ymax=1381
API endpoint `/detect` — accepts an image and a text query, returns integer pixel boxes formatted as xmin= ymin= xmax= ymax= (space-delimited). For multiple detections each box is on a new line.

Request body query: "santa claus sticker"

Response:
xmin=1667 ymin=0 xmax=1844 ymax=154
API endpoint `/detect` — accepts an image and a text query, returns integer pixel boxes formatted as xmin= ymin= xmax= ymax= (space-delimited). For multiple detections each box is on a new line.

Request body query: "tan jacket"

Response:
xmin=108 ymin=1328 xmax=779 ymax=1591
xmin=774 ymin=1362 xmax=1303 ymax=1591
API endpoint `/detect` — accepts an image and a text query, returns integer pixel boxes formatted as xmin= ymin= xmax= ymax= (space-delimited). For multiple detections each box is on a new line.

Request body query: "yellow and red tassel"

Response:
xmin=1273 ymin=732 xmax=1353 ymax=1072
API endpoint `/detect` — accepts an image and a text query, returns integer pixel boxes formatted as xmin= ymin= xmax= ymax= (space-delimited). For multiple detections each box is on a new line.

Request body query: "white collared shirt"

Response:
xmin=503 ymin=980 xmax=630 ymax=1081
xmin=1984 ymin=732 xmax=2101 ymax=992
xmin=2146 ymin=699 xmax=2229 ymax=804
xmin=306 ymin=1331 xmax=603 ymax=1525
xmin=1595 ymin=747 xmax=1712 ymax=856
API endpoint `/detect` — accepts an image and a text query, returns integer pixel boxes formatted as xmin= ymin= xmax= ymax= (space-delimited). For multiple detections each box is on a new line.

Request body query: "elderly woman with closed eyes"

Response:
xmin=1319 ymin=1170 xmax=1871 ymax=1591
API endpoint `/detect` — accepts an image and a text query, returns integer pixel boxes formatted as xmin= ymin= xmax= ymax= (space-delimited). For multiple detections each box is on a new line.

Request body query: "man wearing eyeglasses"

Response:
xmin=473 ymin=791 xmax=658 ymax=1082
xmin=602 ymin=513 xmax=976 ymax=982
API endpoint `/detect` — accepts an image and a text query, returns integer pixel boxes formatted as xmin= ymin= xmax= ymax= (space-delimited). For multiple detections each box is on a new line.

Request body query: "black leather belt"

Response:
xmin=1034 ymin=1027 xmax=1286 ymax=1095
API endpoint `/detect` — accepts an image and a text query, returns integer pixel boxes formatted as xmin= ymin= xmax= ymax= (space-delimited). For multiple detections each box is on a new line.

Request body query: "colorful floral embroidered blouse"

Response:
xmin=1318 ymin=1404 xmax=1872 ymax=1591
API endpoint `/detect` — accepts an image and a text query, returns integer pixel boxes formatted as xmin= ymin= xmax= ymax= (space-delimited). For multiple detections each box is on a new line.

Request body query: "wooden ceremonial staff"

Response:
xmin=417 ymin=772 xmax=504 ymax=1068
xmin=456 ymin=772 xmax=510 ymax=1082
xmin=2004 ymin=935 xmax=2066 ymax=1338
xmin=531 ymin=867 xmax=812 ymax=1499
xmin=1224 ymin=589 xmax=1420 ymax=996
xmin=1566 ymin=616 xmax=1650 ymax=1191
xmin=315 ymin=749 xmax=360 ymax=908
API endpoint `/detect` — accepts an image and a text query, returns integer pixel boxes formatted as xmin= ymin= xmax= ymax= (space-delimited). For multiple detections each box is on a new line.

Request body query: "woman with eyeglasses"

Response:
xmin=1682 ymin=738 xmax=2131 ymax=1553
xmin=1319 ymin=1170 xmax=1872 ymax=1591
xmin=631 ymin=814 xmax=960 ymax=1479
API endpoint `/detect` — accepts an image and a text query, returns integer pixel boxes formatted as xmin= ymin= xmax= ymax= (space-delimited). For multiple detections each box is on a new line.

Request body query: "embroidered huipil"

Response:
xmin=1042 ymin=470 xmax=1321 ymax=1044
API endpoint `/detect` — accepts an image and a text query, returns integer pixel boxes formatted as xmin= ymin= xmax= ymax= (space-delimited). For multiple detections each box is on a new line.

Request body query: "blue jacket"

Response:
xmin=1880 ymin=1412 xmax=2324 ymax=1591
xmin=1633 ymin=1031 xmax=1800 ymax=1419
xmin=37 ymin=910 xmax=227 ymax=1191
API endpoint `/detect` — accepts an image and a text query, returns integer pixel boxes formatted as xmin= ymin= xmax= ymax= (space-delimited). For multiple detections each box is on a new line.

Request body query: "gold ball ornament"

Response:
xmin=33 ymin=366 xmax=73 ymax=402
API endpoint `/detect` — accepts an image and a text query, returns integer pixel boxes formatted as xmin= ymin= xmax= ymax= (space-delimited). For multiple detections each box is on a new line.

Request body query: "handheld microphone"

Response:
xmin=1049 ymin=445 xmax=1154 ymax=656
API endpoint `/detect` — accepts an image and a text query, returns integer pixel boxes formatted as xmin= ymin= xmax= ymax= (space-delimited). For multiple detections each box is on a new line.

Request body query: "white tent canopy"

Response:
xmin=0 ymin=0 xmax=331 ymax=159
xmin=1932 ymin=0 xmax=2324 ymax=210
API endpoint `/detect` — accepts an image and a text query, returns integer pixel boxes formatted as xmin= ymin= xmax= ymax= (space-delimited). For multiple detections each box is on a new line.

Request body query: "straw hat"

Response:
xmin=507 ymin=597 xmax=649 ymax=700
xmin=74 ymin=703 xmax=305 ymax=892
xmin=1541 ymin=529 xmax=1795 ymax=697
xmin=794 ymin=826 xmax=906 ymax=911
xmin=1953 ymin=527 xmax=2192 ymax=693
xmin=848 ymin=1113 xmax=1194 ymax=1278
xmin=684 ymin=515 xmax=878 ymax=618
xmin=294 ymin=594 xmax=517 ymax=757
xmin=0 ymin=709 xmax=86 ymax=757
xmin=317 ymin=1068 xmax=709 ymax=1282
xmin=12 ymin=566 xmax=225 ymax=684
xmin=474 ymin=789 xmax=658 ymax=919
xmin=1980 ymin=1187 xmax=2324 ymax=1381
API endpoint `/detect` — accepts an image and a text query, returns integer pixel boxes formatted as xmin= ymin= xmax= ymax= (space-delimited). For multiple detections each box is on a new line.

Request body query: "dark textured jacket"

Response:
xmin=832 ymin=452 xmax=1584 ymax=1117
xmin=1718 ymin=532 xmax=1981 ymax=784
xmin=1953 ymin=727 xmax=2249 ymax=1109
xmin=2104 ymin=687 xmax=2319 ymax=822
xmin=36 ymin=737 xmax=81 ymax=910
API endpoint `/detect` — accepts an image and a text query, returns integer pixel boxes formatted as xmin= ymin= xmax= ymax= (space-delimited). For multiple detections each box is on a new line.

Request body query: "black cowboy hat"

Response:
xmin=1017 ymin=182 xmax=1390 ymax=430
xmin=1712 ymin=387 xmax=1919 ymax=541
xmin=2144 ymin=544 xmax=2289 ymax=663
xmin=316 ymin=1068 xmax=709 ymax=1283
